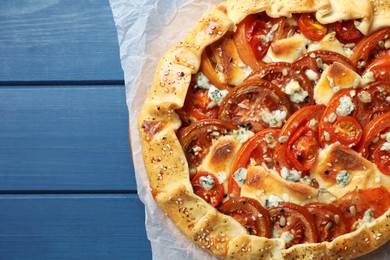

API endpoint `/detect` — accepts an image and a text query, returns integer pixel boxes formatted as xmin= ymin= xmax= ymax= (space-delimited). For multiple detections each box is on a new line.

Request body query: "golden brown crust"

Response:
xmin=138 ymin=0 xmax=390 ymax=258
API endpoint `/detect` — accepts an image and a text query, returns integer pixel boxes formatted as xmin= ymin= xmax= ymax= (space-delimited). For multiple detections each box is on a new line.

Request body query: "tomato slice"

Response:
xmin=305 ymin=202 xmax=349 ymax=242
xmin=286 ymin=126 xmax=320 ymax=171
xmin=219 ymin=197 xmax=272 ymax=237
xmin=333 ymin=20 xmax=363 ymax=44
xmin=298 ymin=13 xmax=327 ymax=41
xmin=357 ymin=112 xmax=390 ymax=175
xmin=353 ymin=81 xmax=390 ymax=128
xmin=319 ymin=89 xmax=363 ymax=148
xmin=177 ymin=119 xmax=237 ymax=170
xmin=274 ymin=105 xmax=325 ymax=175
xmin=350 ymin=28 xmax=390 ymax=71
xmin=218 ymin=78 xmax=292 ymax=132
xmin=248 ymin=62 xmax=314 ymax=111
xmin=269 ymin=202 xmax=318 ymax=248
xmin=294 ymin=50 xmax=356 ymax=85
xmin=177 ymin=84 xmax=219 ymax=125
xmin=334 ymin=187 xmax=390 ymax=230
xmin=191 ymin=171 xmax=224 ymax=207
xmin=228 ymin=129 xmax=280 ymax=197
xmin=363 ymin=54 xmax=390 ymax=82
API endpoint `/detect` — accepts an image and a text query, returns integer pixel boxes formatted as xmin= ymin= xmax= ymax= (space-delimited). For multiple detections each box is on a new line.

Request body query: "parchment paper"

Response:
xmin=109 ymin=0 xmax=389 ymax=259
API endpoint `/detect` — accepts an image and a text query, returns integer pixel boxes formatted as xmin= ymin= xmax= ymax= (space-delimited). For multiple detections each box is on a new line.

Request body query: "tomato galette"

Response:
xmin=138 ymin=0 xmax=390 ymax=258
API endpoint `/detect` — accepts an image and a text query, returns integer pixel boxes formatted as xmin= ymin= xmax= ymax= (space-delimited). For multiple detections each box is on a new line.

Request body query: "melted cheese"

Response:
xmin=240 ymin=166 xmax=318 ymax=207
xmin=263 ymin=33 xmax=309 ymax=63
xmin=310 ymin=143 xmax=390 ymax=201
xmin=315 ymin=0 xmax=373 ymax=35
xmin=307 ymin=32 xmax=346 ymax=56
xmin=314 ymin=62 xmax=362 ymax=105
xmin=199 ymin=136 xmax=242 ymax=191
xmin=368 ymin=0 xmax=390 ymax=33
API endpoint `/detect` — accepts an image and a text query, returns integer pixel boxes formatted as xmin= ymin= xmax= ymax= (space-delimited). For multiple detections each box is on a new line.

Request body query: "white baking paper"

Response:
xmin=109 ymin=0 xmax=389 ymax=259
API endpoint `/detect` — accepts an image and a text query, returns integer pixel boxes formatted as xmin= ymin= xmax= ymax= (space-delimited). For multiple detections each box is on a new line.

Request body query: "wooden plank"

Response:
xmin=0 ymin=85 xmax=136 ymax=191
xmin=0 ymin=0 xmax=123 ymax=81
xmin=0 ymin=194 xmax=151 ymax=259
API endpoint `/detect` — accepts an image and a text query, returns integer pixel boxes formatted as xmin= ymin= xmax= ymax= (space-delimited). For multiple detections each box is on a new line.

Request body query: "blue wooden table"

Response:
xmin=0 ymin=0 xmax=152 ymax=258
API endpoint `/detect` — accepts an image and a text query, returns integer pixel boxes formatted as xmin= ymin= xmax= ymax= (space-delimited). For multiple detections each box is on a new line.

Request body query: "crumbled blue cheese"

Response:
xmin=195 ymin=72 xmax=213 ymax=89
xmin=358 ymin=90 xmax=372 ymax=103
xmin=207 ymin=85 xmax=229 ymax=108
xmin=284 ymin=80 xmax=309 ymax=103
xmin=232 ymin=168 xmax=247 ymax=187
xmin=261 ymin=109 xmax=287 ymax=128
xmin=264 ymin=133 xmax=277 ymax=148
xmin=305 ymin=69 xmax=319 ymax=81
xmin=280 ymin=232 xmax=295 ymax=244
xmin=300 ymin=176 xmax=312 ymax=185
xmin=361 ymin=71 xmax=375 ymax=85
xmin=336 ymin=96 xmax=355 ymax=116
xmin=380 ymin=133 xmax=390 ymax=152
xmin=281 ymin=167 xmax=302 ymax=182
xmin=272 ymin=227 xmax=279 ymax=238
xmin=233 ymin=127 xmax=255 ymax=143
xmin=217 ymin=171 xmax=227 ymax=185
xmin=357 ymin=208 xmax=375 ymax=228
xmin=336 ymin=170 xmax=351 ymax=187
xmin=199 ymin=175 xmax=215 ymax=190
xmin=265 ymin=195 xmax=283 ymax=208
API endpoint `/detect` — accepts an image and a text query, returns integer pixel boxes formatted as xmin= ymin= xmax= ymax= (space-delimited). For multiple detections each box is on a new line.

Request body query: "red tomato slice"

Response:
xmin=305 ymin=202 xmax=349 ymax=242
xmin=269 ymin=202 xmax=318 ymax=248
xmin=353 ymin=81 xmax=390 ymax=128
xmin=334 ymin=20 xmax=363 ymax=44
xmin=177 ymin=84 xmax=218 ymax=125
xmin=228 ymin=129 xmax=280 ymax=197
xmin=218 ymin=78 xmax=292 ymax=132
xmin=319 ymin=89 xmax=363 ymax=148
xmin=191 ymin=171 xmax=224 ymax=207
xmin=363 ymin=54 xmax=390 ymax=82
xmin=350 ymin=28 xmax=390 ymax=71
xmin=357 ymin=112 xmax=390 ymax=175
xmin=334 ymin=187 xmax=390 ymax=230
xmin=274 ymin=105 xmax=325 ymax=174
xmin=294 ymin=50 xmax=356 ymax=86
xmin=249 ymin=62 xmax=314 ymax=111
xmin=298 ymin=13 xmax=327 ymax=41
xmin=219 ymin=197 xmax=272 ymax=237
xmin=286 ymin=126 xmax=320 ymax=171
xmin=177 ymin=119 xmax=237 ymax=171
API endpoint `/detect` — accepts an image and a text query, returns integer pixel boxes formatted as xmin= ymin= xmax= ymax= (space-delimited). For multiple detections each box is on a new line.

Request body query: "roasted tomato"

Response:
xmin=305 ymin=202 xmax=349 ymax=242
xmin=234 ymin=13 xmax=286 ymax=67
xmin=319 ymin=89 xmax=363 ymax=148
xmin=177 ymin=119 xmax=237 ymax=171
xmin=248 ymin=62 xmax=313 ymax=111
xmin=294 ymin=50 xmax=356 ymax=86
xmin=352 ymin=81 xmax=390 ymax=128
xmin=274 ymin=105 xmax=325 ymax=174
xmin=298 ymin=13 xmax=327 ymax=41
xmin=357 ymin=112 xmax=390 ymax=175
xmin=350 ymin=28 xmax=390 ymax=71
xmin=218 ymin=78 xmax=292 ymax=132
xmin=333 ymin=20 xmax=363 ymax=44
xmin=363 ymin=54 xmax=390 ymax=82
xmin=219 ymin=197 xmax=272 ymax=237
xmin=177 ymin=83 xmax=219 ymax=125
xmin=191 ymin=171 xmax=224 ymax=207
xmin=334 ymin=187 xmax=390 ymax=230
xmin=269 ymin=202 xmax=318 ymax=248
xmin=228 ymin=129 xmax=280 ymax=197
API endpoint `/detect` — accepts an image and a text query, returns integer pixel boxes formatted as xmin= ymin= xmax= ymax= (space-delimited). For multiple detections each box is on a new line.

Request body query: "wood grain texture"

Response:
xmin=0 ymin=85 xmax=136 ymax=191
xmin=0 ymin=0 xmax=123 ymax=81
xmin=0 ymin=194 xmax=151 ymax=259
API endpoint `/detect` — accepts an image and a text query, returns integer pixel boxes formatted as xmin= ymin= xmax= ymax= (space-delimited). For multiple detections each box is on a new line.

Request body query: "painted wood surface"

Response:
xmin=0 ymin=0 xmax=123 ymax=82
xmin=0 ymin=0 xmax=152 ymax=258
xmin=0 ymin=85 xmax=136 ymax=191
xmin=0 ymin=194 xmax=151 ymax=259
